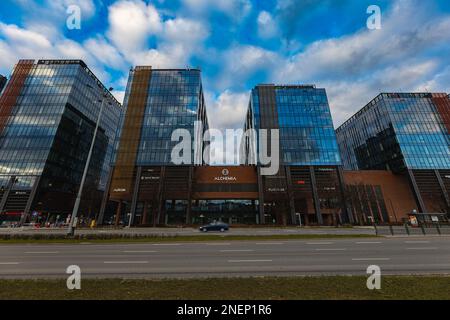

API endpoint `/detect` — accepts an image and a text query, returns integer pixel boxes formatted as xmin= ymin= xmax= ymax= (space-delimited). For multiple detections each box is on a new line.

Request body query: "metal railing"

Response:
xmin=375 ymin=224 xmax=450 ymax=236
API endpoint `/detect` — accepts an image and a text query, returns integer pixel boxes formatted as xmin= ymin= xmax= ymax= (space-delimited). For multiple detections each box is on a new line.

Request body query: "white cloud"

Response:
xmin=205 ymin=90 xmax=249 ymax=165
xmin=205 ymin=90 xmax=249 ymax=130
xmin=269 ymin=0 xmax=450 ymax=126
xmin=107 ymin=0 xmax=162 ymax=56
xmin=84 ymin=37 xmax=127 ymax=70
xmin=163 ymin=18 xmax=209 ymax=45
xmin=0 ymin=22 xmax=52 ymax=49
xmin=0 ymin=22 xmax=108 ymax=84
xmin=257 ymin=11 xmax=278 ymax=39
xmin=48 ymin=0 xmax=96 ymax=19
xmin=106 ymin=1 xmax=209 ymax=69
xmin=324 ymin=60 xmax=441 ymax=126
xmin=216 ymin=45 xmax=280 ymax=90
xmin=113 ymin=90 xmax=126 ymax=104
xmin=181 ymin=0 xmax=252 ymax=18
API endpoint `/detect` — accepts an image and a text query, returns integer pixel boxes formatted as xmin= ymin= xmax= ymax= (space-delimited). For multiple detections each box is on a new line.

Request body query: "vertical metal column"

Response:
xmin=0 ymin=175 xmax=16 ymax=214
xmin=20 ymin=175 xmax=41 ymax=226
xmin=142 ymin=201 xmax=148 ymax=225
xmin=285 ymin=166 xmax=297 ymax=225
xmin=435 ymin=170 xmax=450 ymax=213
xmin=114 ymin=201 xmax=122 ymax=227
xmin=257 ymin=166 xmax=265 ymax=224
xmin=155 ymin=166 xmax=166 ymax=226
xmin=186 ymin=166 xmax=194 ymax=225
xmin=97 ymin=168 xmax=114 ymax=225
xmin=407 ymin=169 xmax=427 ymax=213
xmin=337 ymin=166 xmax=354 ymax=224
xmin=310 ymin=166 xmax=323 ymax=225
xmin=128 ymin=166 xmax=142 ymax=227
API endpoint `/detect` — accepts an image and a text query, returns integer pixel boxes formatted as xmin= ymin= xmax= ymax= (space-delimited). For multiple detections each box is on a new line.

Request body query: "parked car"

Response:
xmin=199 ymin=222 xmax=230 ymax=233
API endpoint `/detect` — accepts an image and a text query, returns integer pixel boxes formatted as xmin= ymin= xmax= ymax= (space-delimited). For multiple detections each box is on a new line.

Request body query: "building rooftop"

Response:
xmin=256 ymin=84 xmax=317 ymax=89
xmin=32 ymin=59 xmax=122 ymax=107
xmin=336 ymin=92 xmax=448 ymax=133
xmin=132 ymin=66 xmax=201 ymax=72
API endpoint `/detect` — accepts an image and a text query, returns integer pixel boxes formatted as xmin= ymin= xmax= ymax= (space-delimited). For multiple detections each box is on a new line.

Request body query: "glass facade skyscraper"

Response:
xmin=105 ymin=67 xmax=209 ymax=226
xmin=336 ymin=93 xmax=450 ymax=214
xmin=0 ymin=60 xmax=122 ymax=224
xmin=336 ymin=93 xmax=450 ymax=172
xmin=242 ymin=84 xmax=350 ymax=226
xmin=244 ymin=85 xmax=341 ymax=166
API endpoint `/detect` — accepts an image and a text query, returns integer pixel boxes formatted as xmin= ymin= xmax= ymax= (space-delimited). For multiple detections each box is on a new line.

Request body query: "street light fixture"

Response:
xmin=67 ymin=85 xmax=113 ymax=236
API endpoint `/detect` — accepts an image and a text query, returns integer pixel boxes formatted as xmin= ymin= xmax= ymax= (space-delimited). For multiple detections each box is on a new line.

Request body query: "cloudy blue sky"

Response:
xmin=1 ymin=0 xmax=450 ymax=131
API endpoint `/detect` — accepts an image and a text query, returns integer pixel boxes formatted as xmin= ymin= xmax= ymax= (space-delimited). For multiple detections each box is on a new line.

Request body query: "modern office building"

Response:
xmin=336 ymin=93 xmax=450 ymax=216
xmin=103 ymin=81 xmax=355 ymax=226
xmin=241 ymin=84 xmax=351 ymax=226
xmin=101 ymin=67 xmax=210 ymax=226
xmin=0 ymin=75 xmax=6 ymax=93
xmin=0 ymin=60 xmax=122 ymax=225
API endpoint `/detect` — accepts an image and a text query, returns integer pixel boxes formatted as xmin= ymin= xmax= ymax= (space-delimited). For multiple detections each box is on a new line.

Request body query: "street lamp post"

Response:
xmin=67 ymin=86 xmax=113 ymax=236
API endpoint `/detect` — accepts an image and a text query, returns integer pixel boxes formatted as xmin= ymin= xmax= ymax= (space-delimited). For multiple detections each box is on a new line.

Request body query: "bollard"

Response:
xmin=405 ymin=224 xmax=410 ymax=236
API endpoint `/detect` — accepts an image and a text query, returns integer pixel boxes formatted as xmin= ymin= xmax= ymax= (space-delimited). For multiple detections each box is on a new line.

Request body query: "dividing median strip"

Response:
xmin=356 ymin=242 xmax=382 ymax=244
xmin=315 ymin=248 xmax=347 ymax=251
xmin=24 ymin=251 xmax=59 ymax=254
xmin=406 ymin=247 xmax=438 ymax=250
xmin=255 ymin=243 xmax=284 ymax=245
xmin=220 ymin=250 xmax=255 ymax=253
xmin=152 ymin=244 xmax=181 ymax=246
xmin=307 ymin=242 xmax=334 ymax=245
xmin=0 ymin=262 xmax=20 ymax=265
xmin=352 ymin=258 xmax=390 ymax=261
xmin=228 ymin=260 xmax=273 ymax=263
xmin=122 ymin=251 xmax=158 ymax=253
xmin=103 ymin=261 xmax=149 ymax=264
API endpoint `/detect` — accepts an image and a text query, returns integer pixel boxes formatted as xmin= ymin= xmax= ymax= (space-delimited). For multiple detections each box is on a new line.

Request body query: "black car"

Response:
xmin=199 ymin=222 xmax=230 ymax=233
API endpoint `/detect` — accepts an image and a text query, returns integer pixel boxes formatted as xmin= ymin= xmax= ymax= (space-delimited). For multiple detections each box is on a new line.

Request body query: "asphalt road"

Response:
xmin=0 ymin=237 xmax=449 ymax=279
xmin=0 ymin=226 xmax=376 ymax=236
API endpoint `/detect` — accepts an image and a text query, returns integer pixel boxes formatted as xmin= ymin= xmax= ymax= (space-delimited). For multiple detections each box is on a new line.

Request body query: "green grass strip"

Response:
xmin=0 ymin=276 xmax=448 ymax=300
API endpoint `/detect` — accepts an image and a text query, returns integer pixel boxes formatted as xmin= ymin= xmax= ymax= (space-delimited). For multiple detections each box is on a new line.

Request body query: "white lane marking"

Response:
xmin=405 ymin=241 xmax=430 ymax=244
xmin=255 ymin=243 xmax=284 ymax=245
xmin=24 ymin=251 xmax=59 ymax=254
xmin=0 ymin=262 xmax=20 ymax=265
xmin=356 ymin=242 xmax=382 ymax=244
xmin=315 ymin=248 xmax=347 ymax=251
xmin=406 ymin=247 xmax=438 ymax=250
xmin=228 ymin=260 xmax=273 ymax=263
xmin=122 ymin=251 xmax=158 ymax=253
xmin=103 ymin=261 xmax=148 ymax=264
xmin=352 ymin=258 xmax=391 ymax=261
xmin=307 ymin=242 xmax=334 ymax=245
xmin=220 ymin=250 xmax=255 ymax=252
xmin=206 ymin=243 xmax=231 ymax=246
xmin=152 ymin=244 xmax=181 ymax=246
